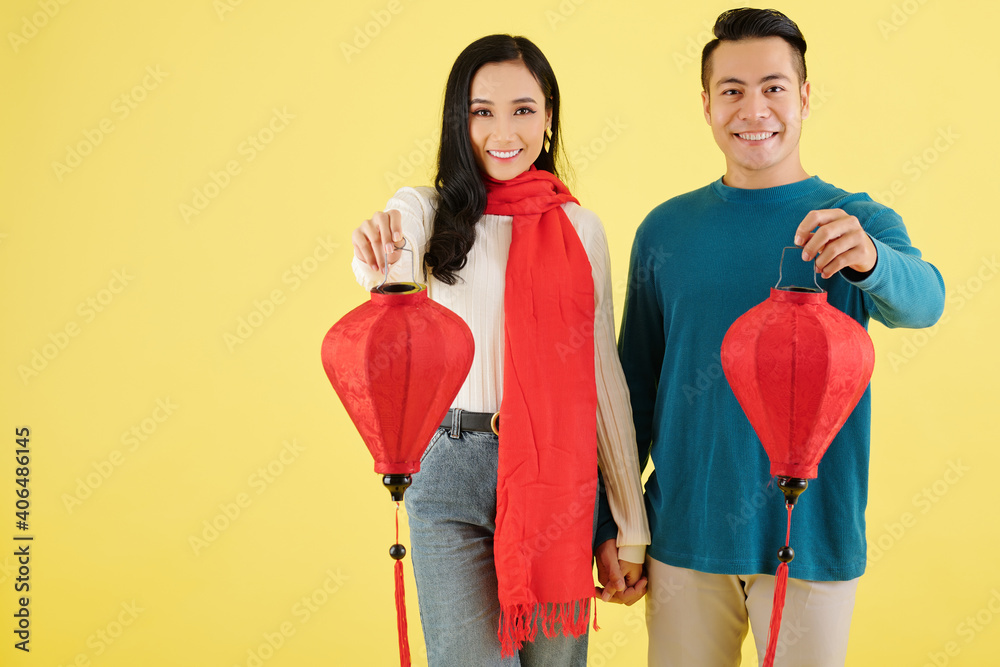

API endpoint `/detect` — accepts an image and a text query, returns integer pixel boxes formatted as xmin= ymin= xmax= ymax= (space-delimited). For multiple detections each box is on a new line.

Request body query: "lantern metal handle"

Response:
xmin=775 ymin=246 xmax=823 ymax=293
xmin=376 ymin=238 xmax=418 ymax=294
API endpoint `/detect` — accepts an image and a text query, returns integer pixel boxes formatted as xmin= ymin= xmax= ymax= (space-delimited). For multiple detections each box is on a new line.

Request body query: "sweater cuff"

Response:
xmin=617 ymin=545 xmax=646 ymax=565
xmin=839 ymin=234 xmax=879 ymax=284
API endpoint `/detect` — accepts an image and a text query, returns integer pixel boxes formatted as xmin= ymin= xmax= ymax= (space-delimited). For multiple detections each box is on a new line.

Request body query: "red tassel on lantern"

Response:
xmin=322 ymin=280 xmax=474 ymax=667
xmin=721 ymin=250 xmax=874 ymax=667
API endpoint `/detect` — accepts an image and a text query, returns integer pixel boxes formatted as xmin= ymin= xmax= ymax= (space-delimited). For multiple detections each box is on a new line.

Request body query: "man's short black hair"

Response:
xmin=701 ymin=8 xmax=807 ymax=92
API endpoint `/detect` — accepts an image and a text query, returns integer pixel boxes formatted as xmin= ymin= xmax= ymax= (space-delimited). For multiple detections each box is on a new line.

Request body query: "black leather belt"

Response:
xmin=440 ymin=409 xmax=499 ymax=438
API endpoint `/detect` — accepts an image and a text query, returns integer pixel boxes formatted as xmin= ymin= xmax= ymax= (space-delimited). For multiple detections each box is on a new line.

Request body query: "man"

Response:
xmin=600 ymin=7 xmax=945 ymax=665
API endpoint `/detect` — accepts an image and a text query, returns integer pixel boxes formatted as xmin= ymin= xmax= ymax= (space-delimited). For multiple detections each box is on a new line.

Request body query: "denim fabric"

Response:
xmin=406 ymin=428 xmax=589 ymax=667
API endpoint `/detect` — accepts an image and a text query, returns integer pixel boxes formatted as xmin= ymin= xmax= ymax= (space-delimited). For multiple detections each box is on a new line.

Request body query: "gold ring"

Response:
xmin=490 ymin=412 xmax=500 ymax=436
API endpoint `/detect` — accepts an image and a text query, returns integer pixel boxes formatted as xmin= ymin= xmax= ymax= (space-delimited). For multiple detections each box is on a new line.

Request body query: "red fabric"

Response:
xmin=484 ymin=168 xmax=598 ymax=656
xmin=720 ymin=289 xmax=875 ymax=479
xmin=321 ymin=286 xmax=475 ymax=475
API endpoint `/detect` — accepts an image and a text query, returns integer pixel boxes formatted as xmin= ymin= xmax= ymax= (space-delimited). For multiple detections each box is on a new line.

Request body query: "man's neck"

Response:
xmin=722 ymin=163 xmax=811 ymax=189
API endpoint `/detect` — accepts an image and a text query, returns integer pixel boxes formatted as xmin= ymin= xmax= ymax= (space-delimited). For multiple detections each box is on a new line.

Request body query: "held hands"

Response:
xmin=794 ymin=209 xmax=877 ymax=279
xmin=594 ymin=538 xmax=647 ymax=606
xmin=352 ymin=210 xmax=403 ymax=273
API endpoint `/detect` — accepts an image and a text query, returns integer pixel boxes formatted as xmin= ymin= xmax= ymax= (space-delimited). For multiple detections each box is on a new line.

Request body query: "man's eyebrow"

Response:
xmin=715 ymin=73 xmax=790 ymax=87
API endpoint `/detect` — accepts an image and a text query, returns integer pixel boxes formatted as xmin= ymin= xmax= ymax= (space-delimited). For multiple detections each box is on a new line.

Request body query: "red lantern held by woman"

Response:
xmin=720 ymin=248 xmax=875 ymax=667
xmin=321 ymin=249 xmax=474 ymax=667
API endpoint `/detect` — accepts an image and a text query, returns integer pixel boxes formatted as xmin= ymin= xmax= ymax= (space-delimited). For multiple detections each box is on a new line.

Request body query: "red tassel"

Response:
xmin=763 ymin=561 xmax=788 ymax=666
xmin=393 ymin=503 xmax=411 ymax=667
xmin=763 ymin=505 xmax=794 ymax=667
xmin=394 ymin=559 xmax=411 ymax=667
xmin=592 ymin=596 xmax=600 ymax=632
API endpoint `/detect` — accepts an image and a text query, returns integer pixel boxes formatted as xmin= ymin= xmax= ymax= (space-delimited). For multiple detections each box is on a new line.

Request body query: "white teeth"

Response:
xmin=738 ymin=132 xmax=775 ymax=141
xmin=488 ymin=149 xmax=521 ymax=158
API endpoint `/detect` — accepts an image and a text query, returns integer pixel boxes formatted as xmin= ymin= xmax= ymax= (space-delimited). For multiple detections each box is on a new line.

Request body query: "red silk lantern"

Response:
xmin=321 ymin=278 xmax=474 ymax=667
xmin=322 ymin=282 xmax=474 ymax=497
xmin=720 ymin=250 xmax=874 ymax=667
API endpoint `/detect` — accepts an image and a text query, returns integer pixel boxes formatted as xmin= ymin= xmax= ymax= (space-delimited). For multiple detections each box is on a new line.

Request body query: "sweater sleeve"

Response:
xmin=839 ymin=197 xmax=946 ymax=329
xmin=352 ymin=187 xmax=435 ymax=291
xmin=570 ymin=204 xmax=650 ymax=563
xmin=617 ymin=218 xmax=666 ymax=474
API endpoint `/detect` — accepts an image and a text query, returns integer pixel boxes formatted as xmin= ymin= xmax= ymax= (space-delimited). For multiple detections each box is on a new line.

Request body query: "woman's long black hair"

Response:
xmin=424 ymin=34 xmax=563 ymax=285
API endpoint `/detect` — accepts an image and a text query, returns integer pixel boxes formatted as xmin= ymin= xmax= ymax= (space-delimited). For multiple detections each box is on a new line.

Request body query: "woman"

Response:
xmin=351 ymin=34 xmax=649 ymax=667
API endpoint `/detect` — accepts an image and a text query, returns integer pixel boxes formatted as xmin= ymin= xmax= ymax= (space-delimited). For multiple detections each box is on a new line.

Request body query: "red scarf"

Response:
xmin=485 ymin=168 xmax=598 ymax=656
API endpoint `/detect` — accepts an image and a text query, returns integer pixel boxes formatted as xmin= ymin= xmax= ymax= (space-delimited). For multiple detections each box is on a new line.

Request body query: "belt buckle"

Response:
xmin=490 ymin=412 xmax=500 ymax=436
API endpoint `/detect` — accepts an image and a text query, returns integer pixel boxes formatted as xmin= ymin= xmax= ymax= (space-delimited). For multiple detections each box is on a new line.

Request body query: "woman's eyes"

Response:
xmin=470 ymin=107 xmax=537 ymax=116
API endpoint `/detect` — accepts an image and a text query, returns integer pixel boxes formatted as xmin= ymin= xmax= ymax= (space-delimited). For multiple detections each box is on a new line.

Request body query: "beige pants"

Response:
xmin=645 ymin=558 xmax=859 ymax=666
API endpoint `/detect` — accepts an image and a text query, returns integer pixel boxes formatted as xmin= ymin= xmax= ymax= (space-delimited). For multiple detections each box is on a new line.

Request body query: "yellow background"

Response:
xmin=1 ymin=0 xmax=997 ymax=665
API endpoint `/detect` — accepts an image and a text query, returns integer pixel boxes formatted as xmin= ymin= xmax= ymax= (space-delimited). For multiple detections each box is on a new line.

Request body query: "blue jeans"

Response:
xmin=406 ymin=428 xmax=590 ymax=667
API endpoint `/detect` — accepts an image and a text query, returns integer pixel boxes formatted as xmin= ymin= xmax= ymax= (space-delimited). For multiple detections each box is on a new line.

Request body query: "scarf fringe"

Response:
xmin=498 ymin=598 xmax=591 ymax=658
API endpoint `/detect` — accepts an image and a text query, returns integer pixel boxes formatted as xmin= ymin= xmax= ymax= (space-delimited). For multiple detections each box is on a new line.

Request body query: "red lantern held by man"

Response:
xmin=321 ymin=243 xmax=475 ymax=667
xmin=720 ymin=248 xmax=875 ymax=667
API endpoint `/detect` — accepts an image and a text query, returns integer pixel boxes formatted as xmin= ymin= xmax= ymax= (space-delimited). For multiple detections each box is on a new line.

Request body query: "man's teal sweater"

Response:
xmin=605 ymin=176 xmax=944 ymax=580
